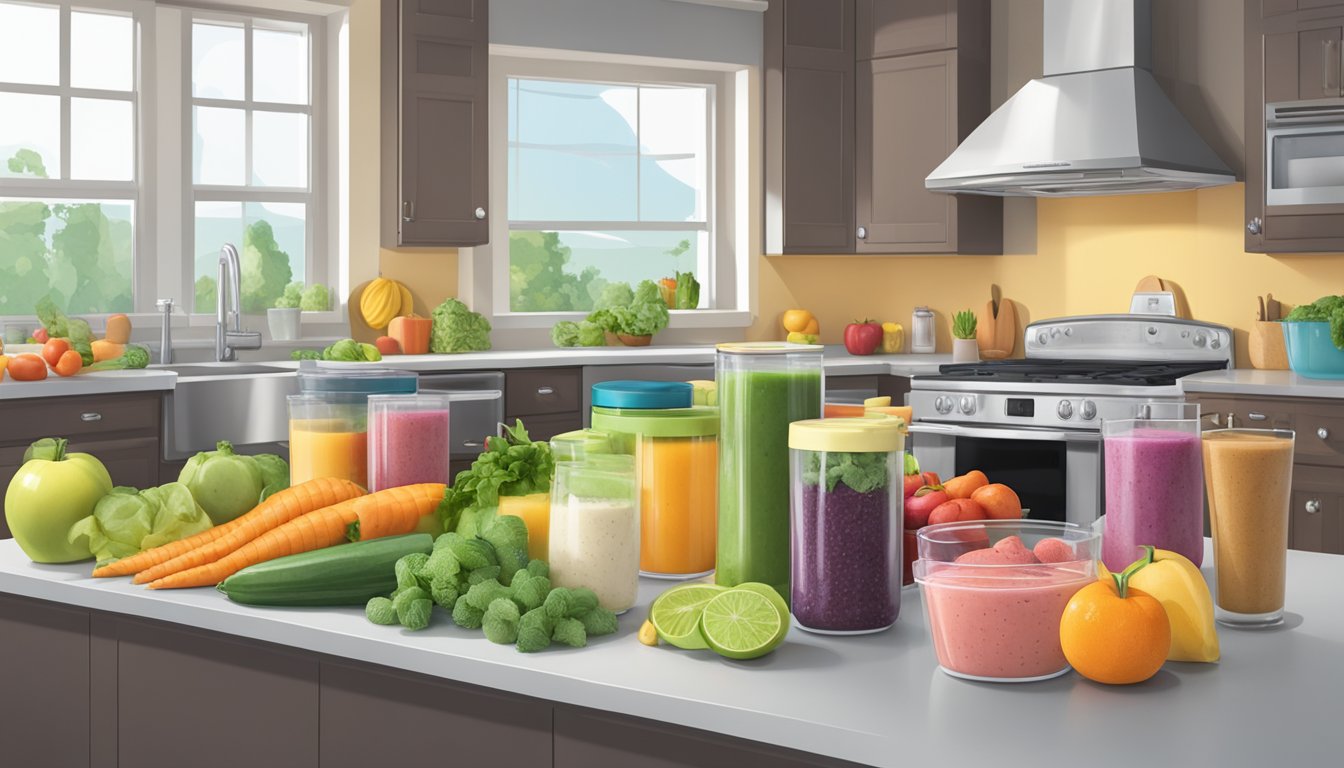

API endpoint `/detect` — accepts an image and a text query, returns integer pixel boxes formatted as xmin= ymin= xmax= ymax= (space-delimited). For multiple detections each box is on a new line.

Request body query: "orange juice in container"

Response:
xmin=288 ymin=364 xmax=419 ymax=487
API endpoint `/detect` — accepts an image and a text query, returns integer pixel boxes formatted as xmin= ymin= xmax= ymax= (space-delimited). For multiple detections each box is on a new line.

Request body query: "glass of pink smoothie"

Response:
xmin=915 ymin=520 xmax=1099 ymax=683
xmin=367 ymin=393 xmax=453 ymax=492
xmin=1101 ymin=402 xmax=1204 ymax=572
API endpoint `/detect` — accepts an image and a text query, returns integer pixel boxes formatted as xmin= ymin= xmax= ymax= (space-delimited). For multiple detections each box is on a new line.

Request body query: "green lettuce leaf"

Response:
xmin=802 ymin=450 xmax=890 ymax=494
xmin=67 ymin=483 xmax=213 ymax=566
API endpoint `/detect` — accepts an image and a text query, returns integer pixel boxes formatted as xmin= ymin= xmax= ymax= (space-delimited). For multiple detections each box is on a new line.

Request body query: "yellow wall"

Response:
xmin=751 ymin=183 xmax=1344 ymax=368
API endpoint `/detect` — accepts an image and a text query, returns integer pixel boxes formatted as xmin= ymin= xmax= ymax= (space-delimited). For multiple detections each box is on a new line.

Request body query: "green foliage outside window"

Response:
xmin=508 ymin=231 xmax=609 ymax=313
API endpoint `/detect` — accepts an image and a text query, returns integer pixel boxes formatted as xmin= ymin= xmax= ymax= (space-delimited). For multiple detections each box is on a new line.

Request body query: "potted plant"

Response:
xmin=267 ymin=282 xmax=330 ymax=341
xmin=952 ymin=309 xmax=979 ymax=363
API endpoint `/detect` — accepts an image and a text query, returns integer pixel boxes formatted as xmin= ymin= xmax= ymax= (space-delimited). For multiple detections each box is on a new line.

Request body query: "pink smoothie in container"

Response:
xmin=368 ymin=393 xmax=452 ymax=492
xmin=915 ymin=520 xmax=1099 ymax=683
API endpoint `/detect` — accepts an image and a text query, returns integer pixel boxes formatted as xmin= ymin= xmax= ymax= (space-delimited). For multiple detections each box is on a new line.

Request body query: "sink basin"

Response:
xmin=162 ymin=364 xmax=297 ymax=458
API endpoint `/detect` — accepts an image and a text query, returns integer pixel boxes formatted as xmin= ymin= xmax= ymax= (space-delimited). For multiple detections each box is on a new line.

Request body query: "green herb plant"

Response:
xmin=952 ymin=310 xmax=978 ymax=341
xmin=438 ymin=420 xmax=555 ymax=536
xmin=1284 ymin=295 xmax=1344 ymax=349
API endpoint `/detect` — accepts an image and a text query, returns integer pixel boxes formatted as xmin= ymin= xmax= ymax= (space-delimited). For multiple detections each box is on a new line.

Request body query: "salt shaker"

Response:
xmin=911 ymin=307 xmax=935 ymax=353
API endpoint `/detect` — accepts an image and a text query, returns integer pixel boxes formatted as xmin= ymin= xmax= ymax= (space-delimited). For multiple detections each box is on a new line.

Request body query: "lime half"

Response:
xmin=730 ymin=582 xmax=790 ymax=648
xmin=650 ymin=583 xmax=728 ymax=650
xmin=699 ymin=589 xmax=788 ymax=660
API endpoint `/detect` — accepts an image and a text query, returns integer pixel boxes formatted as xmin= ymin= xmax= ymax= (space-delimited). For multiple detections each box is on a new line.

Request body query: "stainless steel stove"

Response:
xmin=909 ymin=315 xmax=1233 ymax=525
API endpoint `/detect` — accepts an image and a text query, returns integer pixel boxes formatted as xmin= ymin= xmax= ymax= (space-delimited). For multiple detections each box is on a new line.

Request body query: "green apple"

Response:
xmin=5 ymin=438 xmax=111 ymax=563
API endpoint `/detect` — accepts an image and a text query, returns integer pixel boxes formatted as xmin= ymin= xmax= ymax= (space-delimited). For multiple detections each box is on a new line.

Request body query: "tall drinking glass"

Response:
xmin=1102 ymin=403 xmax=1204 ymax=572
xmin=1202 ymin=429 xmax=1295 ymax=627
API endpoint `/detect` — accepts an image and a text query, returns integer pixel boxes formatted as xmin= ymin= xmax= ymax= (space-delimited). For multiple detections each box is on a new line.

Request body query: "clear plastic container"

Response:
xmin=548 ymin=454 xmax=640 ymax=613
xmin=550 ymin=429 xmax=614 ymax=463
xmin=915 ymin=520 xmax=1099 ymax=683
xmin=367 ymin=393 xmax=452 ymax=492
xmin=590 ymin=381 xmax=718 ymax=579
xmin=1102 ymin=402 xmax=1203 ymax=572
xmin=789 ymin=414 xmax=904 ymax=634
xmin=296 ymin=361 xmax=418 ymax=401
xmin=288 ymin=393 xmax=369 ymax=488
xmin=716 ymin=342 xmax=823 ymax=602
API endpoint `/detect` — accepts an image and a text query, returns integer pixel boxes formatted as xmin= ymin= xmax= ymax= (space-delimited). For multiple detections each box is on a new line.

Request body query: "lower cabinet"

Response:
xmin=0 ymin=594 xmax=91 ymax=768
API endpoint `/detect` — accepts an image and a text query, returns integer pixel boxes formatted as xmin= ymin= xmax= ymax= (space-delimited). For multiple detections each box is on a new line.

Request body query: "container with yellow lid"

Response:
xmin=788 ymin=414 xmax=905 ymax=634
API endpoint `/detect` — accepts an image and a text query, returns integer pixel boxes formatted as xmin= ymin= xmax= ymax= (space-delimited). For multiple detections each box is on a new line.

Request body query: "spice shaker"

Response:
xmin=911 ymin=307 xmax=935 ymax=353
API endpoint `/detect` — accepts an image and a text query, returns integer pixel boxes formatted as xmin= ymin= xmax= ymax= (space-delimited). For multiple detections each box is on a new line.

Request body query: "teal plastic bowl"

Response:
xmin=1284 ymin=321 xmax=1344 ymax=379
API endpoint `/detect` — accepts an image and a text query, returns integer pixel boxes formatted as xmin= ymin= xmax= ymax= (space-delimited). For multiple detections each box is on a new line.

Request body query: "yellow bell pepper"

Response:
xmin=881 ymin=322 xmax=904 ymax=353
xmin=1122 ymin=545 xmax=1220 ymax=663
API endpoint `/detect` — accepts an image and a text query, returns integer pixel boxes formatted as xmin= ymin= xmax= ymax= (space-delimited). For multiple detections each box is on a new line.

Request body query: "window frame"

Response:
xmin=467 ymin=50 xmax=752 ymax=332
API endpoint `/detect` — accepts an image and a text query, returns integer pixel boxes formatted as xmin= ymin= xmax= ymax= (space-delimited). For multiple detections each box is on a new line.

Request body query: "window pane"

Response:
xmin=193 ymin=22 xmax=244 ymax=100
xmin=0 ymin=2 xmax=58 ymax=86
xmin=193 ymin=201 xmax=242 ymax=313
xmin=193 ymin=202 xmax=306 ymax=313
xmin=71 ymin=11 xmax=133 ymax=92
xmin=193 ymin=106 xmax=245 ymax=185
xmin=0 ymin=199 xmax=134 ymax=316
xmin=511 ymin=79 xmax=637 ymax=221
xmin=251 ymin=111 xmax=307 ymax=188
xmin=639 ymin=86 xmax=707 ymax=222
xmin=508 ymin=229 xmax=701 ymax=312
xmin=0 ymin=93 xmax=61 ymax=179
xmin=253 ymin=26 xmax=308 ymax=105
xmin=71 ymin=98 xmax=133 ymax=181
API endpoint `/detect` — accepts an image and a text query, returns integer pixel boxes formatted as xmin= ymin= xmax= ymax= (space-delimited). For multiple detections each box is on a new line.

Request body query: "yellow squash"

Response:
xmin=1112 ymin=546 xmax=1219 ymax=663
xmin=360 ymin=278 xmax=408 ymax=330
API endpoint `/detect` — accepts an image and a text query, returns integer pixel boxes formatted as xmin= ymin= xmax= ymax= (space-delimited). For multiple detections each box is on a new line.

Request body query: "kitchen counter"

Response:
xmin=1 ymin=539 xmax=1340 ymax=767
xmin=1181 ymin=370 xmax=1344 ymax=400
xmin=0 ymin=369 xmax=177 ymax=400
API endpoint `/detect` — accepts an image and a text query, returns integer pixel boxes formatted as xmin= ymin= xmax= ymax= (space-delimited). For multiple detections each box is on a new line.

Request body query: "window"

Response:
xmin=480 ymin=55 xmax=748 ymax=326
xmin=0 ymin=0 xmax=140 ymax=316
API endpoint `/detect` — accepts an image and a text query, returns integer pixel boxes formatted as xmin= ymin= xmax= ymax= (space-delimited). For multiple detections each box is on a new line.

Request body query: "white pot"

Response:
xmin=267 ymin=308 xmax=301 ymax=341
xmin=952 ymin=337 xmax=979 ymax=363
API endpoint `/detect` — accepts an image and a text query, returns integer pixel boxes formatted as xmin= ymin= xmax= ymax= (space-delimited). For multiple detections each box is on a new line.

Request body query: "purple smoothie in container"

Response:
xmin=1102 ymin=420 xmax=1205 ymax=572
xmin=788 ymin=416 xmax=904 ymax=635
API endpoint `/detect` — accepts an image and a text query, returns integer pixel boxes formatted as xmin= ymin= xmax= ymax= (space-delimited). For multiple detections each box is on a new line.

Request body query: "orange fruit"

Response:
xmin=970 ymin=483 xmax=1022 ymax=519
xmin=1060 ymin=572 xmax=1171 ymax=685
xmin=943 ymin=470 xmax=989 ymax=499
xmin=781 ymin=309 xmax=815 ymax=333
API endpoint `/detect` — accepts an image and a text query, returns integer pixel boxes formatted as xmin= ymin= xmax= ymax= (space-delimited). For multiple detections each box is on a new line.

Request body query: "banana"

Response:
xmin=1126 ymin=546 xmax=1220 ymax=662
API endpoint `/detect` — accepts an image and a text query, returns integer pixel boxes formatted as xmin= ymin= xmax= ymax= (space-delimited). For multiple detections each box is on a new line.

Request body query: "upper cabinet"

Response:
xmin=1246 ymin=0 xmax=1344 ymax=252
xmin=381 ymin=0 xmax=489 ymax=248
xmin=765 ymin=0 xmax=1001 ymax=255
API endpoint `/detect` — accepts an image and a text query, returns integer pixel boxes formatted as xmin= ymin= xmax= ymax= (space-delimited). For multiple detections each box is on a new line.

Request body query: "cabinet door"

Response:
xmin=767 ymin=0 xmax=856 ymax=253
xmin=1290 ymin=465 xmax=1344 ymax=554
xmin=0 ymin=595 xmax=91 ymax=768
xmin=383 ymin=0 xmax=489 ymax=247
xmin=857 ymin=0 xmax=956 ymax=59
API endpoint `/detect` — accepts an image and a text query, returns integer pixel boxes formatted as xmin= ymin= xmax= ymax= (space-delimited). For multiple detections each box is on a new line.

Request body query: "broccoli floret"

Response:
xmin=517 ymin=607 xmax=556 ymax=653
xmin=511 ymin=570 xmax=551 ymax=612
xmin=567 ymin=587 xmax=599 ymax=618
xmin=395 ymin=553 xmax=429 ymax=590
xmin=429 ymin=577 xmax=460 ymax=609
xmin=552 ymin=617 xmax=588 ymax=648
xmin=447 ymin=534 xmax=497 ymax=570
xmin=543 ymin=587 xmax=573 ymax=620
xmin=480 ymin=516 xmax=530 ymax=584
xmin=483 ymin=598 xmax=522 ymax=644
xmin=452 ymin=594 xmax=485 ymax=629
xmin=526 ymin=559 xmax=549 ymax=579
xmin=365 ymin=596 xmax=397 ymax=625
xmin=400 ymin=598 xmax=433 ymax=631
xmin=464 ymin=579 xmax=512 ymax=611
xmin=467 ymin=565 xmax=502 ymax=585
xmin=420 ymin=547 xmax=461 ymax=584
xmin=579 ymin=606 xmax=618 ymax=637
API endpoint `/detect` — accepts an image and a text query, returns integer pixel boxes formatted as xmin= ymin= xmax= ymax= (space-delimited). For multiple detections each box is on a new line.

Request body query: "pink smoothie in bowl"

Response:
xmin=915 ymin=520 xmax=1099 ymax=683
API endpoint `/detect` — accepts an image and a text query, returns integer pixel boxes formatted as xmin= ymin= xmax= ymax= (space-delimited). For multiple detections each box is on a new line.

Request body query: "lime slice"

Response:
xmin=699 ymin=589 xmax=788 ymax=660
xmin=730 ymin=582 xmax=791 ymax=648
xmin=649 ymin=583 xmax=728 ymax=650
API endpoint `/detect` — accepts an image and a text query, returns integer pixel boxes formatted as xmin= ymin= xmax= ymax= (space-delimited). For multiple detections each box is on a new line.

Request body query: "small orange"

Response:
xmin=1059 ymin=553 xmax=1171 ymax=685
xmin=943 ymin=470 xmax=989 ymax=499
xmin=970 ymin=483 xmax=1022 ymax=519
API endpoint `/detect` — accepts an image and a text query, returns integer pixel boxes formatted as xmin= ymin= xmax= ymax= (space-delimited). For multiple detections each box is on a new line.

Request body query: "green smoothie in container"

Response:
xmin=716 ymin=342 xmax=824 ymax=603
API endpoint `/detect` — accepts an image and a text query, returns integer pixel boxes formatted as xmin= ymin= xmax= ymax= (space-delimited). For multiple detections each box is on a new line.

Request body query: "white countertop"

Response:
xmin=0 ymin=369 xmax=177 ymax=400
xmin=1181 ymin=369 xmax=1344 ymax=400
xmin=1 ymin=539 xmax=1340 ymax=767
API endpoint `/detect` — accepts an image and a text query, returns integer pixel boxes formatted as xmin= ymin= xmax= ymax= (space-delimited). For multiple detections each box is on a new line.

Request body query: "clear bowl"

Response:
xmin=914 ymin=520 xmax=1099 ymax=683
xmin=1284 ymin=321 xmax=1344 ymax=380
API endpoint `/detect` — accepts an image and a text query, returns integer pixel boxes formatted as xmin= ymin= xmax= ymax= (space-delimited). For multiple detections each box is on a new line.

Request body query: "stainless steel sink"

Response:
xmin=161 ymin=363 xmax=297 ymax=458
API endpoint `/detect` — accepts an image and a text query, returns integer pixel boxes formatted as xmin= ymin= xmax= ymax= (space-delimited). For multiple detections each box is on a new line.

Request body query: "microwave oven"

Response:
xmin=1266 ymin=98 xmax=1344 ymax=206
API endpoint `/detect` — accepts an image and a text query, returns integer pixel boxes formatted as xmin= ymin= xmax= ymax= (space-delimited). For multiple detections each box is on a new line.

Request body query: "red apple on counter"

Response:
xmin=374 ymin=335 xmax=402 ymax=356
xmin=904 ymin=486 xmax=950 ymax=529
xmin=843 ymin=320 xmax=883 ymax=356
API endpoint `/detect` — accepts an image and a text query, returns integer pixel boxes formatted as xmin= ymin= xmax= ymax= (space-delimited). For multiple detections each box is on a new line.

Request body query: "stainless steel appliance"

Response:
xmin=1265 ymin=99 xmax=1344 ymax=206
xmin=909 ymin=315 xmax=1233 ymax=525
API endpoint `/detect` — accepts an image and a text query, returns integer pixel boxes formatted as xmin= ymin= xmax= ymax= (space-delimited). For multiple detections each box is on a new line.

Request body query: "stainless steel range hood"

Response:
xmin=925 ymin=0 xmax=1234 ymax=197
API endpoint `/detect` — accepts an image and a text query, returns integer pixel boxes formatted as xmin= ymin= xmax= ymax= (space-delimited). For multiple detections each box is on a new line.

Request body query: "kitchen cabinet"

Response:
xmin=1245 ymin=1 xmax=1344 ymax=252
xmin=0 ymin=392 xmax=163 ymax=539
xmin=381 ymin=0 xmax=489 ymax=247
xmin=766 ymin=0 xmax=1000 ymax=255
xmin=504 ymin=367 xmax=583 ymax=441
xmin=0 ymin=594 xmax=91 ymax=768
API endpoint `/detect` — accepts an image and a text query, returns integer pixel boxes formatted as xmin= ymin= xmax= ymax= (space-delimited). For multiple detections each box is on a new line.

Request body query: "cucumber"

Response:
xmin=218 ymin=534 xmax=434 ymax=607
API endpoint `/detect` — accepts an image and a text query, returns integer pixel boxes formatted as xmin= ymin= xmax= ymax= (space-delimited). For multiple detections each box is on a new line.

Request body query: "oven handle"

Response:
xmin=909 ymin=422 xmax=1101 ymax=444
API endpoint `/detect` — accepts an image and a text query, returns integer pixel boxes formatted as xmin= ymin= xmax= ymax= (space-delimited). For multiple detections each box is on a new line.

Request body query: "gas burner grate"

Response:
xmin=927 ymin=359 xmax=1228 ymax=387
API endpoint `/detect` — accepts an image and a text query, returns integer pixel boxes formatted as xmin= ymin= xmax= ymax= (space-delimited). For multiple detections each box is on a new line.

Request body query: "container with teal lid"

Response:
xmin=549 ymin=453 xmax=639 ymax=613
xmin=591 ymin=380 xmax=719 ymax=579
xmin=789 ymin=414 xmax=904 ymax=634
xmin=716 ymin=342 xmax=824 ymax=602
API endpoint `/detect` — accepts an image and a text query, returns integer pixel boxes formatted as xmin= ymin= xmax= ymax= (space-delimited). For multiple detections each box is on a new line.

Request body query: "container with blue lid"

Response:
xmin=296 ymin=360 xmax=419 ymax=401
xmin=589 ymin=380 xmax=718 ymax=579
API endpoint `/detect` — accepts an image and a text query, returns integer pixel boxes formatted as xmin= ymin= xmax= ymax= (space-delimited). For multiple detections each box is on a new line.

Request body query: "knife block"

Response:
xmin=1249 ymin=321 xmax=1290 ymax=370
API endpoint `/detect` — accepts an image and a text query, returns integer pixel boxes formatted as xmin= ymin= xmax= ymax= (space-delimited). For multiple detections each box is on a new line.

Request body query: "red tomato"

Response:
xmin=971 ymin=483 xmax=1023 ymax=519
xmin=904 ymin=487 xmax=949 ymax=529
xmin=42 ymin=338 xmax=71 ymax=368
xmin=7 ymin=354 xmax=48 ymax=381
xmin=374 ymin=335 xmax=402 ymax=356
xmin=32 ymin=328 xmax=49 ymax=344
xmin=53 ymin=349 xmax=82 ymax=377
xmin=843 ymin=320 xmax=883 ymax=356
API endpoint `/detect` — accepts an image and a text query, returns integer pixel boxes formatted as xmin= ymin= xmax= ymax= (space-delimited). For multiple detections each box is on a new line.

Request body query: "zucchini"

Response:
xmin=219 ymin=534 xmax=434 ymax=607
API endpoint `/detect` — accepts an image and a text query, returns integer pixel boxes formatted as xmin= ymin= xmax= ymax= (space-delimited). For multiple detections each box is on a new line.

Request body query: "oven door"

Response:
xmin=909 ymin=423 xmax=1101 ymax=526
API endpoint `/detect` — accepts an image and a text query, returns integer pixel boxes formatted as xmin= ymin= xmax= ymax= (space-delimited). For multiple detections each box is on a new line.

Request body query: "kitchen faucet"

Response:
xmin=216 ymin=243 xmax=262 ymax=361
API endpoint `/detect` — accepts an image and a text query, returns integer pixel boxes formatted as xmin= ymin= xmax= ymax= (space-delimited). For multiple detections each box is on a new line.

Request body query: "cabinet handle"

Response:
xmin=1319 ymin=427 xmax=1330 ymax=440
xmin=80 ymin=412 xmax=102 ymax=422
xmin=1248 ymin=411 xmax=1267 ymax=421
xmin=461 ymin=440 xmax=482 ymax=449
xmin=856 ymin=226 xmax=868 ymax=240
xmin=536 ymin=386 xmax=555 ymax=396
xmin=1306 ymin=499 xmax=1322 ymax=515
xmin=1247 ymin=217 xmax=1262 ymax=235
xmin=1324 ymin=39 xmax=1335 ymax=95
xmin=1227 ymin=412 xmax=1236 ymax=428
xmin=474 ymin=207 xmax=486 ymax=220
xmin=402 ymin=200 xmax=414 ymax=222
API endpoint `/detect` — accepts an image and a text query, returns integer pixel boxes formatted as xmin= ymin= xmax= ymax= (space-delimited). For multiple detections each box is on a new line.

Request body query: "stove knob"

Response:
xmin=959 ymin=396 xmax=977 ymax=415
xmin=1063 ymin=327 xmax=1073 ymax=336
xmin=1050 ymin=328 xmax=1061 ymax=338
xmin=1210 ymin=335 xmax=1222 ymax=350
xmin=1057 ymin=400 xmax=1074 ymax=420
xmin=935 ymin=396 xmax=954 ymax=415
xmin=1080 ymin=400 xmax=1097 ymax=421
xmin=1193 ymin=332 xmax=1207 ymax=348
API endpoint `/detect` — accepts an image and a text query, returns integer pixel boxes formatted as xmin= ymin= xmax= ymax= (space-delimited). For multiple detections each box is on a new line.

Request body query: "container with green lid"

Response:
xmin=590 ymin=381 xmax=718 ymax=579
xmin=550 ymin=429 xmax=614 ymax=462
xmin=549 ymin=453 xmax=639 ymax=613
xmin=789 ymin=414 xmax=904 ymax=634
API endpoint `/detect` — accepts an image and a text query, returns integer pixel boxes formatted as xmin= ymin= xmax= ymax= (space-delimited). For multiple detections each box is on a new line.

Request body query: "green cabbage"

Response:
xmin=551 ymin=320 xmax=606 ymax=348
xmin=430 ymin=298 xmax=492 ymax=353
xmin=67 ymin=483 xmax=213 ymax=566
xmin=300 ymin=283 xmax=329 ymax=311
xmin=571 ymin=280 xmax=669 ymax=339
xmin=179 ymin=441 xmax=288 ymax=525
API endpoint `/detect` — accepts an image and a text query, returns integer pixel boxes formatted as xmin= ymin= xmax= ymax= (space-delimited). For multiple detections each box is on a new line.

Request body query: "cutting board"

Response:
xmin=346 ymin=282 xmax=379 ymax=344
xmin=977 ymin=291 xmax=1017 ymax=360
xmin=1133 ymin=275 xmax=1192 ymax=319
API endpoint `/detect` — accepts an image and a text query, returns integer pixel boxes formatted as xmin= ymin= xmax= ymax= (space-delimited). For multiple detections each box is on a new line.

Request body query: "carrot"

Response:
xmin=91 ymin=478 xmax=363 ymax=579
xmin=147 ymin=483 xmax=445 ymax=590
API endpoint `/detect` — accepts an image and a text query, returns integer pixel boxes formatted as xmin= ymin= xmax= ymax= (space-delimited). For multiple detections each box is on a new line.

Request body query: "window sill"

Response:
xmin=489 ymin=309 xmax=753 ymax=331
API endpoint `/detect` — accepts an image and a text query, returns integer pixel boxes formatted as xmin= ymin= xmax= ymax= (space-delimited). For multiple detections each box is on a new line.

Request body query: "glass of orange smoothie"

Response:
xmin=1202 ymin=429 xmax=1295 ymax=628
